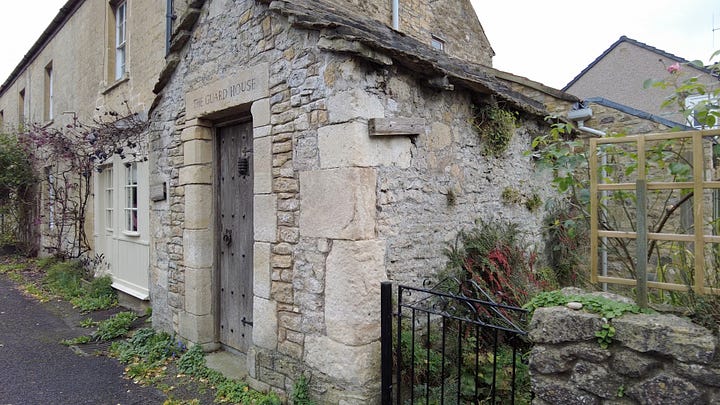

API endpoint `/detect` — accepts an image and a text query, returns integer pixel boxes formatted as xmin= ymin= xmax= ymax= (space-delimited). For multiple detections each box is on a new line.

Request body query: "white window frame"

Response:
xmin=115 ymin=1 xmax=127 ymax=80
xmin=103 ymin=167 xmax=114 ymax=232
xmin=123 ymin=162 xmax=138 ymax=235
xmin=44 ymin=63 xmax=53 ymax=121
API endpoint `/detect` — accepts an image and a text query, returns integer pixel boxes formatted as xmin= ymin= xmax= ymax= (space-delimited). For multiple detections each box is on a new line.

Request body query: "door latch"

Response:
xmin=222 ymin=229 xmax=232 ymax=246
xmin=238 ymin=157 xmax=249 ymax=176
xmin=241 ymin=317 xmax=253 ymax=327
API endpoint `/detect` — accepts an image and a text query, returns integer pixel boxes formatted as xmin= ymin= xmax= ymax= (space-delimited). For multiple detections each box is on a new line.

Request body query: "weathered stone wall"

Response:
xmin=529 ymin=292 xmax=720 ymax=404
xmin=149 ymin=0 xmax=556 ymax=402
xmin=338 ymin=0 xmax=493 ymax=65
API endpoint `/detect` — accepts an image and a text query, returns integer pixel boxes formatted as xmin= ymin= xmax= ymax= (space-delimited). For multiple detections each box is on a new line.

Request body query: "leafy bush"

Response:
xmin=444 ymin=218 xmax=545 ymax=309
xmin=93 ymin=311 xmax=138 ymax=341
xmin=43 ymin=260 xmax=117 ymax=311
xmin=292 ymin=374 xmax=315 ymax=405
xmin=472 ymin=105 xmax=518 ymax=157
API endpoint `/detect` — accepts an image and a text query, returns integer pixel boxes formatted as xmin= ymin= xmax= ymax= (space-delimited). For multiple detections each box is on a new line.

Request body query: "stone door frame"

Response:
xmin=177 ymin=64 xmax=277 ymax=354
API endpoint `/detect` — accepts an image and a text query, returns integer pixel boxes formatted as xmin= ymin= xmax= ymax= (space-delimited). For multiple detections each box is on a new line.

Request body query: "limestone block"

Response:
xmin=253 ymin=125 xmax=271 ymax=139
xmin=626 ymin=374 xmax=702 ymax=405
xmin=184 ymin=267 xmax=212 ymax=316
xmin=253 ymin=297 xmax=277 ymax=350
xmin=251 ymin=98 xmax=271 ymax=128
xmin=254 ymin=242 xmax=271 ymax=299
xmin=570 ymin=361 xmax=624 ymax=399
xmin=254 ymin=194 xmax=277 ymax=242
xmin=299 ymin=168 xmax=376 ymax=240
xmin=253 ymin=137 xmax=272 ymax=194
xmin=318 ymin=121 xmax=411 ymax=169
xmin=613 ymin=313 xmax=716 ymax=364
xmin=184 ymin=184 xmax=213 ymax=229
xmin=183 ymin=139 xmax=213 ymax=165
xmin=532 ymin=374 xmax=600 ymax=405
xmin=528 ymin=306 xmax=603 ymax=344
xmin=181 ymin=124 xmax=213 ymax=142
xmin=427 ymin=122 xmax=452 ymax=150
xmin=179 ymin=164 xmax=212 ymax=185
xmin=327 ymin=88 xmax=384 ymax=123
xmin=304 ymin=335 xmax=380 ymax=384
xmin=325 ymin=239 xmax=387 ymax=345
xmin=183 ymin=229 xmax=213 ymax=268
xmin=179 ymin=312 xmax=215 ymax=344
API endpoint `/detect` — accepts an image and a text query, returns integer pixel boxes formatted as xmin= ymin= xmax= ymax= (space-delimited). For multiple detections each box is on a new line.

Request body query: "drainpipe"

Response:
xmin=568 ymin=107 xmax=608 ymax=291
xmin=392 ymin=0 xmax=399 ymax=30
xmin=166 ymin=0 xmax=175 ymax=55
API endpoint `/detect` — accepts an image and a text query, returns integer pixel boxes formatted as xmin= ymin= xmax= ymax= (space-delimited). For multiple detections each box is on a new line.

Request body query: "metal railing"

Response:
xmin=380 ymin=281 xmax=529 ymax=404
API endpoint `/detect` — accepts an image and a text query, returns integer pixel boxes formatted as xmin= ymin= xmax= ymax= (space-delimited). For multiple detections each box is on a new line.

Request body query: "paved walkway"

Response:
xmin=0 ymin=275 xmax=166 ymax=405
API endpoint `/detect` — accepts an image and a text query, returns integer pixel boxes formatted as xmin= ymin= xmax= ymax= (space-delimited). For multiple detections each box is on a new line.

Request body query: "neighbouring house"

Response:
xmin=563 ymin=35 xmax=718 ymax=129
xmin=0 ymin=0 xmax=175 ymax=304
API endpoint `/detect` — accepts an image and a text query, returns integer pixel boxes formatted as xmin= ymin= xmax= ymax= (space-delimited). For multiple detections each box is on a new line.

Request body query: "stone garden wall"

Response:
xmin=528 ymin=293 xmax=720 ymax=404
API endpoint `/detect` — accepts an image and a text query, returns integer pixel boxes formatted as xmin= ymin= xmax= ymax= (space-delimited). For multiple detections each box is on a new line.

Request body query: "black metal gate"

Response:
xmin=380 ymin=281 xmax=530 ymax=404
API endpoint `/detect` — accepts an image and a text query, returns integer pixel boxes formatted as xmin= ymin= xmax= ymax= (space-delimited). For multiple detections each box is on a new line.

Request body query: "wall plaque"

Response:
xmin=185 ymin=63 xmax=269 ymax=119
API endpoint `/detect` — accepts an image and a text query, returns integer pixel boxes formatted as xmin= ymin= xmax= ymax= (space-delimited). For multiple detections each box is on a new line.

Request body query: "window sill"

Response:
xmin=122 ymin=230 xmax=140 ymax=237
xmin=102 ymin=75 xmax=130 ymax=94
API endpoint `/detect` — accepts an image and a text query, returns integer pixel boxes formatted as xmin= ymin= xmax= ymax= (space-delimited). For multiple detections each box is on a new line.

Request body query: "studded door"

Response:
xmin=218 ymin=122 xmax=253 ymax=352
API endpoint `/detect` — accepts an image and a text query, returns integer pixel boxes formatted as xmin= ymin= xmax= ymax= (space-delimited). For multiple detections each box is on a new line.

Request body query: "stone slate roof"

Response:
xmin=153 ymin=0 xmax=577 ymax=115
xmin=562 ymin=35 xmax=715 ymax=92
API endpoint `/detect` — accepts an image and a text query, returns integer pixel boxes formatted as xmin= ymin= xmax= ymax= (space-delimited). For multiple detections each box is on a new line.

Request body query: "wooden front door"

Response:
xmin=218 ymin=122 xmax=253 ymax=352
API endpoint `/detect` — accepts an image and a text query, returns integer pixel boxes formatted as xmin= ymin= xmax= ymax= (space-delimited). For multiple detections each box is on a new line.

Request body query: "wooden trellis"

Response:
xmin=589 ymin=129 xmax=720 ymax=306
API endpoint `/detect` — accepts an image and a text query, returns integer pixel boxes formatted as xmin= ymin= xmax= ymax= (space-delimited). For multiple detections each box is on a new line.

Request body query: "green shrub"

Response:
xmin=292 ymin=374 xmax=315 ymax=405
xmin=472 ymin=105 xmax=517 ymax=157
xmin=444 ymin=218 xmax=545 ymax=309
xmin=44 ymin=260 xmax=117 ymax=311
xmin=93 ymin=311 xmax=138 ymax=341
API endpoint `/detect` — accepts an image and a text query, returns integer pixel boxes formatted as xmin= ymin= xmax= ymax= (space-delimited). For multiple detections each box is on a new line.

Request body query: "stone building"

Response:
xmin=146 ymin=0 xmax=581 ymax=401
xmin=0 ymin=0 xmax=171 ymax=302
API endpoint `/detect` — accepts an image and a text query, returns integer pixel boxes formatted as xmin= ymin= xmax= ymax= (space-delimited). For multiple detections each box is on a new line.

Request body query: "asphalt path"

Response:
xmin=0 ymin=275 xmax=166 ymax=405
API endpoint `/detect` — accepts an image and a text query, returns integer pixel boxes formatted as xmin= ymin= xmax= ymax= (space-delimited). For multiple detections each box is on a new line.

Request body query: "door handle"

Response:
xmin=223 ymin=229 xmax=232 ymax=246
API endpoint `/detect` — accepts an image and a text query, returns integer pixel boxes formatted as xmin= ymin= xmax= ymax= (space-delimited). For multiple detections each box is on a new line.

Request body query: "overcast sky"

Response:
xmin=1 ymin=1 xmax=719 ymax=89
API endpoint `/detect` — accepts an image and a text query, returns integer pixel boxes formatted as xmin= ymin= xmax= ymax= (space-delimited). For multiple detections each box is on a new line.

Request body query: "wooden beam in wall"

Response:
xmin=368 ymin=118 xmax=425 ymax=136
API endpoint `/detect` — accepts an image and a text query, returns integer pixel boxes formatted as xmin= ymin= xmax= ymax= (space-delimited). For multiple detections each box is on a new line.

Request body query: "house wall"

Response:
xmin=331 ymin=0 xmax=493 ymax=65
xmin=0 ymin=0 xmax=166 ymax=299
xmin=149 ymin=0 xmax=554 ymax=402
xmin=564 ymin=41 xmax=716 ymax=125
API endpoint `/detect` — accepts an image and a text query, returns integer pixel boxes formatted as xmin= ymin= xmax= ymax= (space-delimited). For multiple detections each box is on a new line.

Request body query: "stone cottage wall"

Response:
xmin=529 ymin=298 xmax=720 ymax=404
xmin=148 ymin=0 xmax=557 ymax=402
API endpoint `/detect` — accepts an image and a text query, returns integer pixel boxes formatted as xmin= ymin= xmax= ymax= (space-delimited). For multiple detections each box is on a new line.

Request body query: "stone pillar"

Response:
xmin=178 ymin=119 xmax=216 ymax=346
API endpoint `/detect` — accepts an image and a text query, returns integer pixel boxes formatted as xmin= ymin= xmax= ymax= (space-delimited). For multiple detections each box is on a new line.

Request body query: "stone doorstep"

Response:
xmin=205 ymin=350 xmax=248 ymax=381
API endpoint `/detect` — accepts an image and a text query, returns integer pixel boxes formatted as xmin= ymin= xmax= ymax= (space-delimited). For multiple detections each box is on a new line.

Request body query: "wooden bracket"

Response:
xmin=369 ymin=118 xmax=425 ymax=136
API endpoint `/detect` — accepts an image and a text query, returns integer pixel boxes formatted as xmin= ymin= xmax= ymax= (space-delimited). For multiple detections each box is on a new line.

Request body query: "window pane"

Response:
xmin=115 ymin=2 xmax=127 ymax=80
xmin=125 ymin=163 xmax=138 ymax=232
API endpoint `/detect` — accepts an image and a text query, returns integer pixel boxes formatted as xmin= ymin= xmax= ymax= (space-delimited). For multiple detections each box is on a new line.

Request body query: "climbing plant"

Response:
xmin=17 ymin=101 xmax=148 ymax=258
xmin=528 ymin=51 xmax=720 ymax=302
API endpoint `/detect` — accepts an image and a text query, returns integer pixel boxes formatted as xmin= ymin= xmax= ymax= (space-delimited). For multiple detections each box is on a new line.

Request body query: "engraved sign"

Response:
xmin=186 ymin=63 xmax=269 ymax=119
